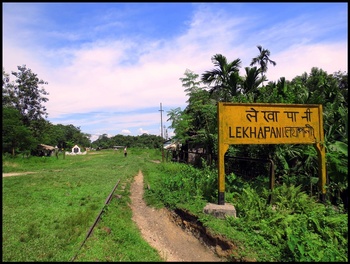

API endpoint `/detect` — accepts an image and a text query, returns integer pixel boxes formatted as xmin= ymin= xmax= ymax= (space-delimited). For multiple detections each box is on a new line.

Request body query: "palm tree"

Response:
xmin=250 ymin=45 xmax=276 ymax=82
xmin=242 ymin=66 xmax=265 ymax=102
xmin=201 ymin=54 xmax=242 ymax=102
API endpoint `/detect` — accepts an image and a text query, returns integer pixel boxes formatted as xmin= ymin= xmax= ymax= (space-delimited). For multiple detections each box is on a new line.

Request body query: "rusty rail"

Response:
xmin=70 ymin=179 xmax=121 ymax=262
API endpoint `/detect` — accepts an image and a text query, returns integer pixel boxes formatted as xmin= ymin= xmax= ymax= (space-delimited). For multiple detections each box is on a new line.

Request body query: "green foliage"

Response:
xmin=3 ymin=65 xmax=49 ymax=146
xmin=2 ymin=106 xmax=37 ymax=155
xmin=324 ymin=104 xmax=348 ymax=200
xmin=226 ymin=183 xmax=348 ymax=261
xmin=326 ymin=139 xmax=348 ymax=202
xmin=201 ymin=53 xmax=242 ymax=101
xmin=143 ymin=160 xmax=218 ymax=208
xmin=92 ymin=133 xmax=163 ymax=150
xmin=241 ymin=66 xmax=265 ymax=101
xmin=3 ymin=65 xmax=49 ymax=123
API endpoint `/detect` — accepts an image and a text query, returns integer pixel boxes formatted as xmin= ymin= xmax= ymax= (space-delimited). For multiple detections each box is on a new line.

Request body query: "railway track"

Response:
xmin=70 ymin=179 xmax=121 ymax=262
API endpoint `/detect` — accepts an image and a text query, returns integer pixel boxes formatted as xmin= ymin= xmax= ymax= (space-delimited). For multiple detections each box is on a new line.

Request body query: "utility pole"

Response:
xmin=159 ymin=103 xmax=164 ymax=162
xmin=164 ymin=126 xmax=168 ymax=140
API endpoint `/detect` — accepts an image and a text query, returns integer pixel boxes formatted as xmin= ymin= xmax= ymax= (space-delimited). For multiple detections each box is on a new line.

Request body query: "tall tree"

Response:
xmin=168 ymin=69 xmax=217 ymax=160
xmin=201 ymin=54 xmax=242 ymax=102
xmin=250 ymin=45 xmax=276 ymax=82
xmin=3 ymin=65 xmax=49 ymax=127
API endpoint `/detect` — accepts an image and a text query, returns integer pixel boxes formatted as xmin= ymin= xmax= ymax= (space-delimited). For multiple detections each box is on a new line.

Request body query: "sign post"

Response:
xmin=217 ymin=102 xmax=326 ymax=205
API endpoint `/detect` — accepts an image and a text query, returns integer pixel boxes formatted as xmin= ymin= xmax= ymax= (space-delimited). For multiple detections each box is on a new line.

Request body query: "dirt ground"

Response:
xmin=129 ymin=170 xmax=224 ymax=262
xmin=2 ymin=172 xmax=36 ymax=177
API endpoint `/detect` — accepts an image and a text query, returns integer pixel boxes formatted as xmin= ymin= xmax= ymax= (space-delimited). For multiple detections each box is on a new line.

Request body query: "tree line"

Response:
xmin=92 ymin=133 xmax=163 ymax=150
xmin=2 ymin=65 xmax=163 ymax=155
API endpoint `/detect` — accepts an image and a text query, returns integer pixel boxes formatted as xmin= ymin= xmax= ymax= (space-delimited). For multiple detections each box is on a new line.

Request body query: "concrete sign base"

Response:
xmin=203 ymin=203 xmax=236 ymax=219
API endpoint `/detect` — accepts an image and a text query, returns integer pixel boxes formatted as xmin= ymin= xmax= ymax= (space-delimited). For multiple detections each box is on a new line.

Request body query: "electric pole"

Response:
xmin=159 ymin=103 xmax=164 ymax=162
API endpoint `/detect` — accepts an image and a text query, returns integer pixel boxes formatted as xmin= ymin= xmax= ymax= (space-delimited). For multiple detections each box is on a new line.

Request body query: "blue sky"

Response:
xmin=2 ymin=2 xmax=348 ymax=142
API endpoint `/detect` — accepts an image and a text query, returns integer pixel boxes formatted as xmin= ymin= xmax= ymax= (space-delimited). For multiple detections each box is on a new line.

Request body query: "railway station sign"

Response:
xmin=217 ymin=103 xmax=326 ymax=205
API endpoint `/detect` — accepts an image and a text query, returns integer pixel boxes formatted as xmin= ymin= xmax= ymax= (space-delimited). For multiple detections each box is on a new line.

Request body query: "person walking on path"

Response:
xmin=124 ymin=147 xmax=127 ymax=157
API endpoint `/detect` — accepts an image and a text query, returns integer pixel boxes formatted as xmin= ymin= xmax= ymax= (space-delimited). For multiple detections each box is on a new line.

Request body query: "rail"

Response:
xmin=70 ymin=179 xmax=121 ymax=262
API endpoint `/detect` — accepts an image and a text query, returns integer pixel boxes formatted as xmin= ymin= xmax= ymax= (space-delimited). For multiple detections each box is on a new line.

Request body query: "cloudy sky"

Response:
xmin=2 ymin=2 xmax=347 ymax=142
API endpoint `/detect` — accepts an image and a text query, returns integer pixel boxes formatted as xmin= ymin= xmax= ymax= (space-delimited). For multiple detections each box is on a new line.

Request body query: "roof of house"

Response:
xmin=38 ymin=144 xmax=55 ymax=150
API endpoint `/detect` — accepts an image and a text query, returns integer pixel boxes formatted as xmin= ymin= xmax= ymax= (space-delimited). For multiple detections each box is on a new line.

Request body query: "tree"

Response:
xmin=179 ymin=69 xmax=202 ymax=99
xmin=2 ymin=68 xmax=14 ymax=107
xmin=95 ymin=134 xmax=112 ymax=149
xmin=167 ymin=107 xmax=192 ymax=142
xmin=178 ymin=69 xmax=214 ymax=136
xmin=333 ymin=70 xmax=348 ymax=107
xmin=241 ymin=66 xmax=265 ymax=102
xmin=168 ymin=69 xmax=218 ymax=162
xmin=2 ymin=67 xmax=10 ymax=87
xmin=58 ymin=124 xmax=91 ymax=149
xmin=3 ymin=65 xmax=49 ymax=127
xmin=201 ymin=54 xmax=242 ymax=102
xmin=2 ymin=106 xmax=36 ymax=156
xmin=250 ymin=45 xmax=276 ymax=82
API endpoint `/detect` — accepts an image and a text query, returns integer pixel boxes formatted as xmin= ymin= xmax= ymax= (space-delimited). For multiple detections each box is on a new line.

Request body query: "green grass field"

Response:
xmin=2 ymin=148 xmax=164 ymax=262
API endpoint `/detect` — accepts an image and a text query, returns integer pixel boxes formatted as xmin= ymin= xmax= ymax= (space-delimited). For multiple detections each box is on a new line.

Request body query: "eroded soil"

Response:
xmin=129 ymin=170 xmax=233 ymax=262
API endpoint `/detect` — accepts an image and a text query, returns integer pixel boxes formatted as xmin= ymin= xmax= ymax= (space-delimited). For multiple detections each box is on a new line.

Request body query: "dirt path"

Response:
xmin=3 ymin=172 xmax=36 ymax=177
xmin=129 ymin=170 xmax=224 ymax=262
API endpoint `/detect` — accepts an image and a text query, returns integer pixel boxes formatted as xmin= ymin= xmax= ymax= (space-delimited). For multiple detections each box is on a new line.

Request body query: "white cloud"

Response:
xmin=138 ymin=128 xmax=149 ymax=135
xmin=121 ymin=129 xmax=131 ymax=135
xmin=267 ymin=43 xmax=348 ymax=82
xmin=3 ymin=3 xmax=347 ymax=140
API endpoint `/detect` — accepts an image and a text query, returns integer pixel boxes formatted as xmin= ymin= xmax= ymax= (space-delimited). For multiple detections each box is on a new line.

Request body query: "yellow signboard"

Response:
xmin=219 ymin=103 xmax=322 ymax=144
xmin=217 ymin=103 xmax=326 ymax=205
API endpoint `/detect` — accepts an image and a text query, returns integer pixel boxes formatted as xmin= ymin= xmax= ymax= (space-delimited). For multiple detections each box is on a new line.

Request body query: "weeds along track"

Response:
xmin=70 ymin=179 xmax=121 ymax=262
xmin=69 ymin=175 xmax=248 ymax=262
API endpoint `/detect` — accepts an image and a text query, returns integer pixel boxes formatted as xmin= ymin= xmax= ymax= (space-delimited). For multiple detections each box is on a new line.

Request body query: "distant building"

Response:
xmin=72 ymin=145 xmax=81 ymax=154
xmin=37 ymin=144 xmax=55 ymax=156
xmin=113 ymin=146 xmax=125 ymax=150
xmin=66 ymin=145 xmax=87 ymax=155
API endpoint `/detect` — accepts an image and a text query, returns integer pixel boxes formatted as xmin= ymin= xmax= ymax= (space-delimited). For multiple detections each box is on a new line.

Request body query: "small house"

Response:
xmin=37 ymin=144 xmax=55 ymax=156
